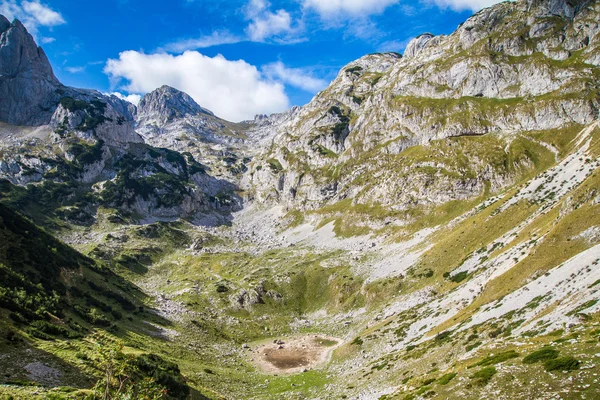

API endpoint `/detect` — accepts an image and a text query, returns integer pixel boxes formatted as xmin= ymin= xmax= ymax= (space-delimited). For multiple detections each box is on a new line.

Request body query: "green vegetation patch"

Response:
xmin=471 ymin=366 xmax=497 ymax=385
xmin=267 ymin=158 xmax=284 ymax=173
xmin=522 ymin=347 xmax=559 ymax=364
xmin=471 ymin=350 xmax=519 ymax=367
xmin=436 ymin=372 xmax=457 ymax=385
xmin=543 ymin=356 xmax=580 ymax=372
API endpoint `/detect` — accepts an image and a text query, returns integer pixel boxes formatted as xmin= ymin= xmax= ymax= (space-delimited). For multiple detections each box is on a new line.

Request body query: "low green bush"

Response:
xmin=437 ymin=372 xmax=457 ymax=385
xmin=544 ymin=356 xmax=580 ymax=372
xmin=471 ymin=366 xmax=497 ymax=385
xmin=523 ymin=347 xmax=559 ymax=364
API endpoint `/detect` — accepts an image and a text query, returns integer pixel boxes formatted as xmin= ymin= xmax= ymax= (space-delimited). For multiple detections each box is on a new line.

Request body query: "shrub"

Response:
xmin=267 ymin=158 xmax=283 ymax=173
xmin=523 ymin=347 xmax=559 ymax=364
xmin=60 ymin=97 xmax=90 ymax=112
xmin=437 ymin=372 xmax=457 ymax=385
xmin=352 ymin=337 xmax=364 ymax=346
xmin=473 ymin=350 xmax=519 ymax=367
xmin=435 ymin=331 xmax=452 ymax=342
xmin=134 ymin=353 xmax=190 ymax=399
xmin=345 ymin=66 xmax=363 ymax=75
xmin=471 ymin=366 xmax=497 ymax=385
xmin=544 ymin=356 xmax=580 ymax=372
xmin=449 ymin=271 xmax=468 ymax=283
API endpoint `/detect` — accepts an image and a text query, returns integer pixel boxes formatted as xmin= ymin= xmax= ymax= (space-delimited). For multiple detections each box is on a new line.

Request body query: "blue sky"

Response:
xmin=0 ymin=0 xmax=504 ymax=121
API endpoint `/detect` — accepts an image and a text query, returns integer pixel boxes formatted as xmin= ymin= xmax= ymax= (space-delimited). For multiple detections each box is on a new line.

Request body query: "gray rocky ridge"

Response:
xmin=244 ymin=0 xmax=600 ymax=209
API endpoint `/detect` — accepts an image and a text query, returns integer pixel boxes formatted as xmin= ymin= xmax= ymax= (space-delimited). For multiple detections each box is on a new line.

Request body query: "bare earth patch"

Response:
xmin=249 ymin=335 xmax=341 ymax=374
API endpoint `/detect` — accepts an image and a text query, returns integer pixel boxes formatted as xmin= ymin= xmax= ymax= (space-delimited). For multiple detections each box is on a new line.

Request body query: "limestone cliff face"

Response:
xmin=0 ymin=17 xmax=61 ymax=126
xmin=245 ymin=0 xmax=600 ymax=209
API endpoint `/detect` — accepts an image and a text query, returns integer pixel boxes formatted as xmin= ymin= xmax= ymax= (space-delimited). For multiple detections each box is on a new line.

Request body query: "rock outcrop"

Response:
xmin=0 ymin=17 xmax=61 ymax=126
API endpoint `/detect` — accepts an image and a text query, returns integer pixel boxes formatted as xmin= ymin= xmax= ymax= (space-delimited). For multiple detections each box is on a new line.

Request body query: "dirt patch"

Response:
xmin=249 ymin=335 xmax=341 ymax=374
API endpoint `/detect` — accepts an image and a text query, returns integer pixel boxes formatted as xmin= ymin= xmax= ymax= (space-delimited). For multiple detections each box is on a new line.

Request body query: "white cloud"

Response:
xmin=40 ymin=36 xmax=55 ymax=43
xmin=107 ymin=92 xmax=142 ymax=106
xmin=303 ymin=0 xmax=399 ymax=17
xmin=425 ymin=0 xmax=506 ymax=11
xmin=163 ymin=31 xmax=243 ymax=53
xmin=104 ymin=50 xmax=289 ymax=122
xmin=161 ymin=1 xmax=301 ymax=52
xmin=262 ymin=62 xmax=328 ymax=93
xmin=377 ymin=38 xmax=413 ymax=52
xmin=65 ymin=66 xmax=84 ymax=73
xmin=21 ymin=0 xmax=63 ymax=25
xmin=303 ymin=0 xmax=503 ymax=18
xmin=244 ymin=0 xmax=298 ymax=42
xmin=0 ymin=0 xmax=65 ymax=39
xmin=246 ymin=9 xmax=294 ymax=41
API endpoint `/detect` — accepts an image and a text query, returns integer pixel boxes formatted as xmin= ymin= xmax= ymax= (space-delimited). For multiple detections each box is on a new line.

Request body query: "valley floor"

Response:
xmin=2 ymin=124 xmax=600 ymax=400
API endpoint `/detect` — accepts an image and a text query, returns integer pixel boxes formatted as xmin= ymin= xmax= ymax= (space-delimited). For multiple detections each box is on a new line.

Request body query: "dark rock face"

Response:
xmin=0 ymin=17 xmax=62 ymax=126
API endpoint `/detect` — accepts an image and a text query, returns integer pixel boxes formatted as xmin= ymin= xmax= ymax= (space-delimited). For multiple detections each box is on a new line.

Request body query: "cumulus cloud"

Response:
xmin=104 ymin=50 xmax=289 ymax=121
xmin=21 ymin=0 xmax=63 ymax=24
xmin=303 ymin=0 xmax=400 ymax=17
xmin=0 ymin=0 xmax=65 ymax=39
xmin=427 ymin=0 xmax=506 ymax=11
xmin=107 ymin=92 xmax=142 ymax=106
xmin=262 ymin=62 xmax=328 ymax=93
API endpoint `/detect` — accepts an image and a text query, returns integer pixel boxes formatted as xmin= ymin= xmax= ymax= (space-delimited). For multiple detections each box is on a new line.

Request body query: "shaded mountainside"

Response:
xmin=1 ymin=0 xmax=600 ymax=399
xmin=0 ymin=203 xmax=198 ymax=399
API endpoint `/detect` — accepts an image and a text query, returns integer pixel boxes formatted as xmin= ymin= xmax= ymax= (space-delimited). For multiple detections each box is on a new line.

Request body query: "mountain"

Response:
xmin=135 ymin=85 xmax=251 ymax=181
xmin=0 ymin=17 xmax=241 ymax=227
xmin=1 ymin=1 xmax=600 ymax=399
xmin=137 ymin=85 xmax=215 ymax=123
xmin=0 ymin=202 xmax=195 ymax=398
xmin=246 ymin=0 xmax=600 ymax=209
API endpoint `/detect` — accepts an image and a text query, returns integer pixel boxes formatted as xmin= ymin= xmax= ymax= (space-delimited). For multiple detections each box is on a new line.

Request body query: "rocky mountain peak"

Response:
xmin=0 ymin=14 xmax=10 ymax=33
xmin=136 ymin=85 xmax=214 ymax=125
xmin=0 ymin=15 xmax=61 ymax=126
xmin=0 ymin=17 xmax=58 ymax=83
xmin=404 ymin=33 xmax=435 ymax=58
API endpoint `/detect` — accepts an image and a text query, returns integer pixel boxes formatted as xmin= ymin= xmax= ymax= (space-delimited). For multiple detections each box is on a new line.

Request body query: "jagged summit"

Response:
xmin=0 ymin=14 xmax=10 ymax=33
xmin=0 ymin=15 xmax=61 ymax=126
xmin=136 ymin=85 xmax=214 ymax=125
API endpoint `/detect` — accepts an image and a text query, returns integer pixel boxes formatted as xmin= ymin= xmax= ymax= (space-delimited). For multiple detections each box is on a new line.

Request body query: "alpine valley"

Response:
xmin=1 ymin=0 xmax=600 ymax=399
